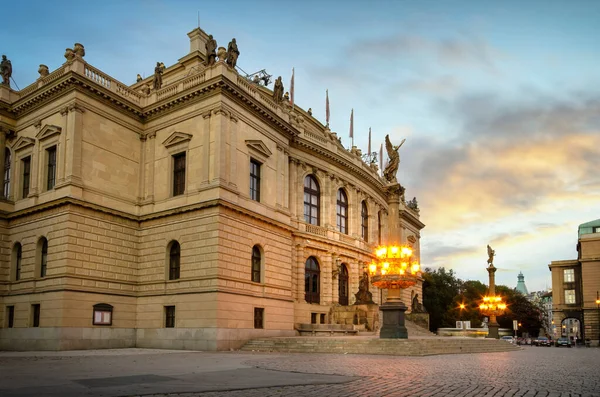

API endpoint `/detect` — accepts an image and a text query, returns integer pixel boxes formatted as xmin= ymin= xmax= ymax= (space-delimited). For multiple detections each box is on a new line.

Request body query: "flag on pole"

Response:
xmin=326 ymin=89 xmax=330 ymax=127
xmin=379 ymin=143 xmax=383 ymax=171
xmin=290 ymin=67 xmax=295 ymax=108
xmin=368 ymin=127 xmax=371 ymax=157
xmin=349 ymin=108 xmax=354 ymax=140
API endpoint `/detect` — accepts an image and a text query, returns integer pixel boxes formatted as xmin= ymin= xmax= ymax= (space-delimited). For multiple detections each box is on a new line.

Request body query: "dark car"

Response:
xmin=535 ymin=336 xmax=552 ymax=346
xmin=555 ymin=337 xmax=572 ymax=347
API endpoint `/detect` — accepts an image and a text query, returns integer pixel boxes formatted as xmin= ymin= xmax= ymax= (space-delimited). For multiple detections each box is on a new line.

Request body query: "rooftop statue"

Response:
xmin=205 ymin=34 xmax=217 ymax=66
xmin=153 ymin=62 xmax=164 ymax=90
xmin=1 ymin=55 xmax=12 ymax=87
xmin=226 ymin=38 xmax=239 ymax=69
xmin=136 ymin=74 xmax=143 ymax=83
xmin=273 ymin=76 xmax=284 ymax=104
xmin=487 ymin=245 xmax=495 ymax=265
xmin=383 ymin=134 xmax=405 ymax=183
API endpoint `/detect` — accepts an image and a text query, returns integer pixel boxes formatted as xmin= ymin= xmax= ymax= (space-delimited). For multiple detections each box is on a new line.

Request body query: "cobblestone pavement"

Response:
xmin=1 ymin=346 xmax=599 ymax=397
xmin=157 ymin=346 xmax=600 ymax=397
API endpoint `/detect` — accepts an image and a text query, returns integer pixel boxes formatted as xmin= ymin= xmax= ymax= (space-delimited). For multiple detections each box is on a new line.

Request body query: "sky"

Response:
xmin=4 ymin=0 xmax=600 ymax=293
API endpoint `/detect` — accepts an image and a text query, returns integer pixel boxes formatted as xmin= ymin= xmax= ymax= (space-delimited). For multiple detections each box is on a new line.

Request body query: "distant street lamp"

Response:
xmin=459 ymin=303 xmax=466 ymax=329
xmin=479 ymin=245 xmax=506 ymax=339
xmin=368 ymin=244 xmax=421 ymax=339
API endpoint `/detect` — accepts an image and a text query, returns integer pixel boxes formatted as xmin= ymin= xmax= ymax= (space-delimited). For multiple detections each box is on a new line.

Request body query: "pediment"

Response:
xmin=245 ymin=140 xmax=272 ymax=158
xmin=162 ymin=131 xmax=193 ymax=148
xmin=36 ymin=124 xmax=62 ymax=141
xmin=11 ymin=136 xmax=35 ymax=152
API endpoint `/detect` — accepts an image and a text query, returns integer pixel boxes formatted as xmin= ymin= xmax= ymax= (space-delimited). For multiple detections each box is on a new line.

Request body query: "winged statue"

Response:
xmin=382 ymin=135 xmax=405 ymax=183
xmin=487 ymin=245 xmax=495 ymax=265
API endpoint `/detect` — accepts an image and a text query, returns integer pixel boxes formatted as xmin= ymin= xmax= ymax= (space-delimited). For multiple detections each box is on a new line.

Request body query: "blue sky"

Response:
xmin=4 ymin=0 xmax=600 ymax=293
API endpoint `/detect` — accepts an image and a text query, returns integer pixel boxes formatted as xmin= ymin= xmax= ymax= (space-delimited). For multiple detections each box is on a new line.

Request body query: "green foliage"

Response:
xmin=422 ymin=269 xmax=543 ymax=336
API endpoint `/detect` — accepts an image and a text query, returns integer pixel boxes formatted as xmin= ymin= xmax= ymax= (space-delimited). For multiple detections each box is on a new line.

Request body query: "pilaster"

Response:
xmin=62 ymin=103 xmax=85 ymax=186
xmin=289 ymin=158 xmax=297 ymax=219
xmin=228 ymin=113 xmax=238 ymax=189
xmin=296 ymin=244 xmax=305 ymax=302
xmin=200 ymin=111 xmax=211 ymax=186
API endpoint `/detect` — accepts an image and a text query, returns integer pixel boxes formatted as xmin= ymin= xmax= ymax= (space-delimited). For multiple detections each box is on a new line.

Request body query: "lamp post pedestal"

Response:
xmin=486 ymin=314 xmax=500 ymax=339
xmin=380 ymin=288 xmax=408 ymax=339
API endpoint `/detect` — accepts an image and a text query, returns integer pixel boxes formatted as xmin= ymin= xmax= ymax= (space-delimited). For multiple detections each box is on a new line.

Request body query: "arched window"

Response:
xmin=361 ymin=201 xmax=369 ymax=241
xmin=3 ymin=148 xmax=10 ymax=198
xmin=13 ymin=243 xmax=22 ymax=281
xmin=304 ymin=256 xmax=320 ymax=304
xmin=304 ymin=175 xmax=320 ymax=225
xmin=168 ymin=241 xmax=180 ymax=280
xmin=339 ymin=264 xmax=349 ymax=306
xmin=336 ymin=189 xmax=348 ymax=234
xmin=251 ymin=245 xmax=261 ymax=283
xmin=378 ymin=210 xmax=382 ymax=245
xmin=39 ymin=237 xmax=48 ymax=278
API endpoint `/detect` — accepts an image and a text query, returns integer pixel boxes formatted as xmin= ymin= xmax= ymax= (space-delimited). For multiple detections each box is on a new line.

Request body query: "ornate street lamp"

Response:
xmin=479 ymin=245 xmax=506 ymax=339
xmin=368 ymin=244 xmax=421 ymax=338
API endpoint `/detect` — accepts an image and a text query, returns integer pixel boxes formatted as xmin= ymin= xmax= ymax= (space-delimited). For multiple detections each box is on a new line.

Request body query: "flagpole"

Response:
xmin=325 ymin=89 xmax=330 ymax=128
xmin=290 ymin=67 xmax=295 ymax=111
xmin=368 ymin=127 xmax=372 ymax=162
xmin=349 ymin=108 xmax=354 ymax=147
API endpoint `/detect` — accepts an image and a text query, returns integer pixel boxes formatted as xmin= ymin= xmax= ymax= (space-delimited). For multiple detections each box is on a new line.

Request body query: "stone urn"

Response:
xmin=64 ymin=48 xmax=75 ymax=62
xmin=217 ymin=47 xmax=227 ymax=62
xmin=38 ymin=64 xmax=49 ymax=78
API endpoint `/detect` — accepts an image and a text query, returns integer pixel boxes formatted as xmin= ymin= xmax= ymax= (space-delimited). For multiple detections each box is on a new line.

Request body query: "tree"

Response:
xmin=422 ymin=267 xmax=462 ymax=331
xmin=495 ymin=286 xmax=543 ymax=337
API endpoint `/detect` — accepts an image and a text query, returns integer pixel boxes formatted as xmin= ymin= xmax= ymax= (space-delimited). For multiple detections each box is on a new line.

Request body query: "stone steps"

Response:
xmin=240 ymin=337 xmax=521 ymax=356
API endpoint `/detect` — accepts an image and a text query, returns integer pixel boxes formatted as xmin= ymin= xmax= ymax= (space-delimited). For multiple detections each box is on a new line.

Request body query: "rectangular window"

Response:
xmin=254 ymin=307 xmax=264 ymax=329
xmin=22 ymin=156 xmax=31 ymax=199
xmin=31 ymin=304 xmax=40 ymax=327
xmin=249 ymin=159 xmax=261 ymax=201
xmin=320 ymin=313 xmax=326 ymax=324
xmin=311 ymin=313 xmax=317 ymax=324
xmin=172 ymin=153 xmax=186 ymax=196
xmin=563 ymin=269 xmax=575 ymax=283
xmin=165 ymin=306 xmax=175 ymax=328
xmin=46 ymin=146 xmax=57 ymax=190
xmin=7 ymin=306 xmax=14 ymax=328
xmin=564 ymin=289 xmax=576 ymax=304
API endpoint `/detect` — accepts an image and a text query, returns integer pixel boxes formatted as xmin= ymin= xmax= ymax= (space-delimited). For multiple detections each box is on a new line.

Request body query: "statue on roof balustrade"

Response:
xmin=383 ymin=134 xmax=405 ymax=183
xmin=153 ymin=62 xmax=164 ymax=90
xmin=273 ymin=76 xmax=284 ymax=104
xmin=205 ymin=34 xmax=217 ymax=66
xmin=1 ymin=55 xmax=12 ymax=87
xmin=226 ymin=38 xmax=239 ymax=69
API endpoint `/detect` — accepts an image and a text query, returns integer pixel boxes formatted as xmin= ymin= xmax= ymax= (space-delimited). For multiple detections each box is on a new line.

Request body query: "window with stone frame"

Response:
xmin=172 ymin=152 xmax=186 ymax=196
xmin=254 ymin=307 xmax=264 ymax=329
xmin=168 ymin=241 xmax=181 ymax=280
xmin=22 ymin=156 xmax=31 ymax=199
xmin=304 ymin=256 xmax=320 ymax=304
xmin=564 ymin=289 xmax=576 ymax=305
xmin=165 ymin=306 xmax=176 ymax=328
xmin=4 ymin=147 xmax=10 ymax=198
xmin=361 ymin=201 xmax=369 ymax=241
xmin=46 ymin=146 xmax=57 ymax=190
xmin=250 ymin=159 xmax=261 ymax=202
xmin=339 ymin=264 xmax=349 ymax=306
xmin=13 ymin=243 xmax=22 ymax=281
xmin=39 ymin=237 xmax=48 ymax=278
xmin=336 ymin=189 xmax=348 ymax=234
xmin=303 ymin=175 xmax=320 ymax=225
xmin=6 ymin=306 xmax=14 ymax=328
xmin=31 ymin=304 xmax=40 ymax=327
xmin=251 ymin=245 xmax=261 ymax=283
xmin=563 ymin=268 xmax=574 ymax=283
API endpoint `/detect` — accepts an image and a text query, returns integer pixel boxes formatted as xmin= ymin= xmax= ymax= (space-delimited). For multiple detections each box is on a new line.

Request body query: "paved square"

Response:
xmin=0 ymin=346 xmax=598 ymax=396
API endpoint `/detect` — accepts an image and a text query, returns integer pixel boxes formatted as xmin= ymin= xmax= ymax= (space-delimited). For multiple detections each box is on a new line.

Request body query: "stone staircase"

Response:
xmin=240 ymin=337 xmax=520 ymax=356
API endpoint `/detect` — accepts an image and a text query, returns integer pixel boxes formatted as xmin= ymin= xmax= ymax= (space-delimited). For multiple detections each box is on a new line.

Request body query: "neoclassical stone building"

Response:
xmin=0 ymin=28 xmax=424 ymax=350
xmin=549 ymin=219 xmax=600 ymax=345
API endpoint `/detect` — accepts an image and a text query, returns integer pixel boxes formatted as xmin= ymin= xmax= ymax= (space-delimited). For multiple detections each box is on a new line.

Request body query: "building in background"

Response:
xmin=515 ymin=271 xmax=529 ymax=295
xmin=549 ymin=219 xmax=600 ymax=345
xmin=0 ymin=28 xmax=424 ymax=350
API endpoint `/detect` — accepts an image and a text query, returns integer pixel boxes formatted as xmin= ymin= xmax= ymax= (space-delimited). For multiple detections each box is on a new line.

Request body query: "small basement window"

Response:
xmin=93 ymin=303 xmax=113 ymax=326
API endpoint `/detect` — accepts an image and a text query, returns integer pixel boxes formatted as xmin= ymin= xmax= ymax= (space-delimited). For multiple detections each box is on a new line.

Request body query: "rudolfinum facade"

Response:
xmin=0 ymin=29 xmax=424 ymax=351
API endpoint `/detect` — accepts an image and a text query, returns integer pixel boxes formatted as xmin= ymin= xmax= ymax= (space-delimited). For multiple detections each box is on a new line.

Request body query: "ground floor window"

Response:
xmin=254 ymin=307 xmax=264 ymax=329
xmin=165 ymin=306 xmax=175 ymax=328
xmin=31 ymin=304 xmax=40 ymax=327
xmin=6 ymin=306 xmax=14 ymax=328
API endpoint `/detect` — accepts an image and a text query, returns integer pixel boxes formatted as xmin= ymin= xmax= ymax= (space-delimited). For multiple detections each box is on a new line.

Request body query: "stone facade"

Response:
xmin=549 ymin=219 xmax=600 ymax=345
xmin=0 ymin=28 xmax=425 ymax=350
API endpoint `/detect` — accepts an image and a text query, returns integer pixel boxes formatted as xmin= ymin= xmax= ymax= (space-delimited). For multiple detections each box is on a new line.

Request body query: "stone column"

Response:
xmin=331 ymin=253 xmax=339 ymax=305
xmin=322 ymin=173 xmax=332 ymax=229
xmin=138 ymin=134 xmax=147 ymax=201
xmin=200 ymin=112 xmax=211 ymax=186
xmin=296 ymin=244 xmax=305 ymax=302
xmin=210 ymin=108 xmax=228 ymax=185
xmin=322 ymin=251 xmax=333 ymax=305
xmin=144 ymin=132 xmax=156 ymax=201
xmin=0 ymin=128 xmax=6 ymax=199
xmin=228 ymin=113 xmax=238 ymax=189
xmin=486 ymin=263 xmax=500 ymax=339
xmin=63 ymin=103 xmax=84 ymax=186
xmin=289 ymin=158 xmax=297 ymax=219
